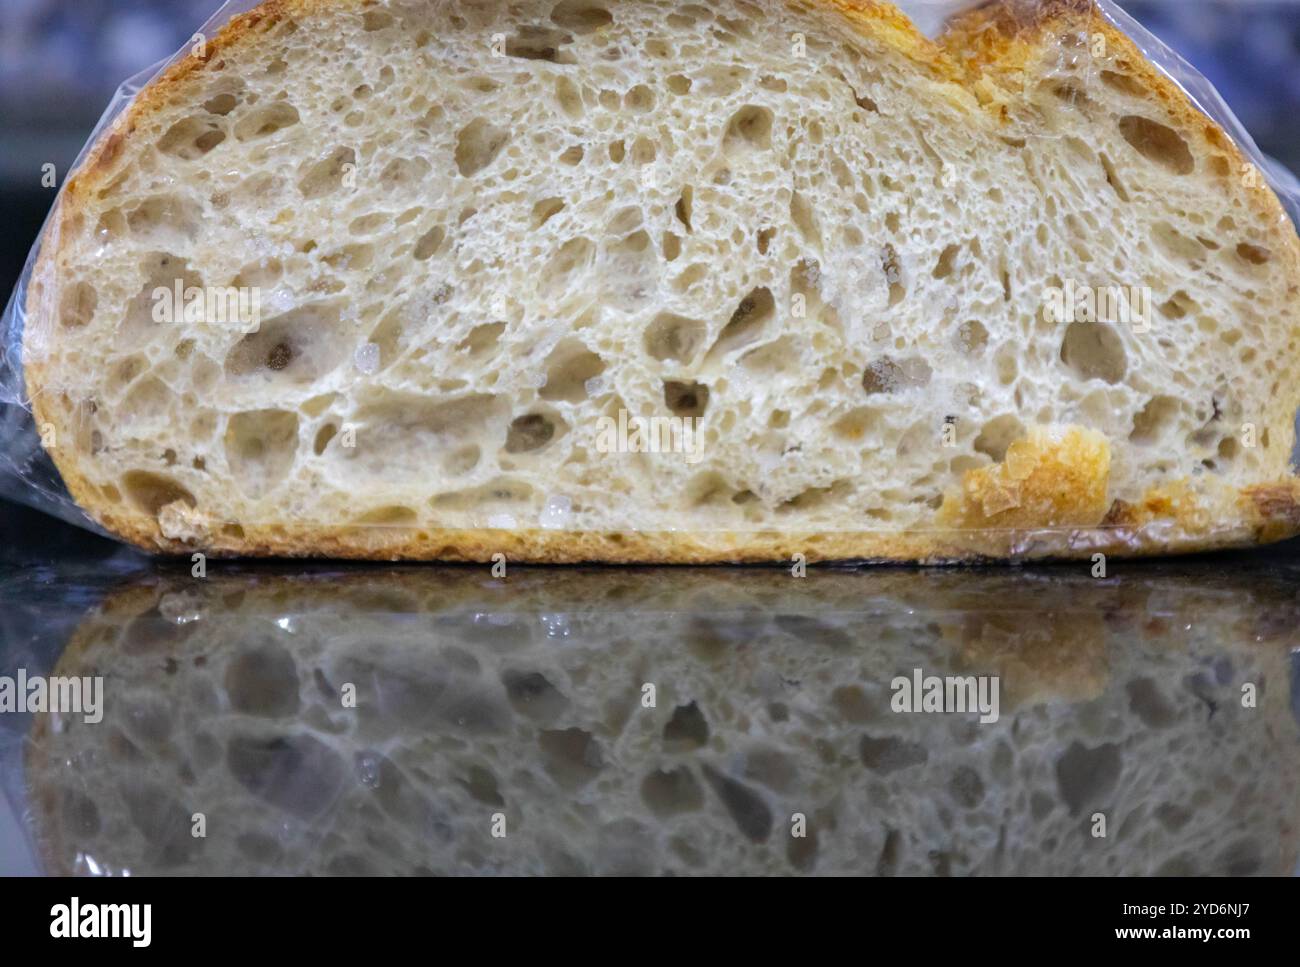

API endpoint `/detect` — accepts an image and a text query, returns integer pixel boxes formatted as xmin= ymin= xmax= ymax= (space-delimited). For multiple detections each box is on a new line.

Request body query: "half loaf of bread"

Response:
xmin=22 ymin=0 xmax=1300 ymax=561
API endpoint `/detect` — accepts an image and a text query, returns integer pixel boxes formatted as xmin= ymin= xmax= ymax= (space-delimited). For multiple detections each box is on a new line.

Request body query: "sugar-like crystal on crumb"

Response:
xmin=539 ymin=495 xmax=571 ymax=530
xmin=354 ymin=342 xmax=380 ymax=374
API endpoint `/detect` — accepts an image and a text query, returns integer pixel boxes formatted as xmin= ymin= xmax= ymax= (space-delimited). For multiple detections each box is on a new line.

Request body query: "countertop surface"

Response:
xmin=1 ymin=503 xmax=1297 ymax=875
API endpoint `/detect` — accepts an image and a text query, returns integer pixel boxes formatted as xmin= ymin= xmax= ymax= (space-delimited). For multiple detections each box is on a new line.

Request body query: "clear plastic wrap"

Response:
xmin=0 ymin=0 xmax=265 ymax=533
xmin=1 ymin=0 xmax=1297 ymax=556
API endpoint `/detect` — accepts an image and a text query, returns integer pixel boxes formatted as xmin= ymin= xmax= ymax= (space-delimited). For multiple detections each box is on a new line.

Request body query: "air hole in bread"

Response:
xmin=354 ymin=506 xmax=419 ymax=528
xmin=505 ymin=413 xmax=562 ymax=453
xmin=625 ymin=85 xmax=655 ymax=112
xmin=540 ymin=340 xmax=605 ymax=402
xmin=667 ymin=74 xmax=692 ymax=95
xmin=459 ymin=322 xmax=505 ymax=356
xmin=222 ymin=641 xmax=300 ymax=717
xmin=1047 ymin=81 xmax=1091 ymax=110
xmin=558 ymin=145 xmax=584 ymax=165
xmin=158 ymin=116 xmax=227 ymax=160
xmin=225 ymin=303 xmax=348 ymax=384
xmin=932 ymin=243 xmax=960 ymax=280
xmin=412 ymin=226 xmax=445 ymax=260
xmin=379 ymin=156 xmax=431 ymax=192
xmin=1098 ymin=153 xmax=1129 ymax=202
xmin=1128 ymin=397 xmax=1180 ymax=444
xmin=662 ymin=232 xmax=682 ymax=261
xmin=233 ymin=102 xmax=300 ymax=141
xmin=348 ymin=213 xmax=388 ymax=236
xmin=107 ymin=355 xmax=148 ymax=396
xmin=526 ymin=199 xmax=564 ymax=231
xmin=663 ymin=701 xmax=708 ymax=747
xmin=539 ymin=728 xmax=603 ymax=787
xmin=203 ymin=92 xmax=239 ymax=116
xmin=505 ymin=26 xmax=576 ymax=63
xmin=1153 ymin=222 xmax=1203 ymax=263
xmin=118 ymin=378 xmax=174 ymax=430
xmin=1100 ymin=69 xmax=1145 ymax=97
xmin=606 ymin=206 xmax=642 ymax=236
xmin=298 ymin=147 xmax=356 ymax=199
xmin=126 ymin=194 xmax=203 ymax=243
xmin=432 ymin=478 xmax=534 ymax=511
xmin=59 ymin=281 xmax=98 ymax=329
xmin=1158 ymin=291 xmax=1195 ymax=319
xmin=1060 ymin=321 xmax=1127 ymax=384
xmin=674 ymin=186 xmax=694 ymax=232
xmin=552 ymin=75 xmax=584 ymax=119
xmin=343 ymin=392 xmax=504 ymax=482
xmin=686 ymin=471 xmax=732 ymax=507
xmin=641 ymin=767 xmax=704 ymax=818
xmin=664 ymin=380 xmax=709 ymax=417
xmin=741 ymin=337 xmax=798 ymax=376
xmin=1118 ymin=115 xmax=1194 ymax=175
xmin=122 ymin=470 xmax=196 ymax=517
xmin=832 ymin=406 xmax=880 ymax=442
xmin=313 ymin=422 xmax=338 ymax=456
xmin=645 ymin=312 xmax=706 ymax=364
xmin=630 ymin=136 xmax=656 ymax=165
xmin=455 ymin=118 xmax=509 ymax=176
xmin=368 ymin=299 xmax=429 ymax=371
xmin=790 ymin=191 xmax=821 ymax=249
xmin=301 ymin=397 xmax=337 ymax=425
xmin=706 ymin=287 xmax=774 ymax=363
xmin=322 ymin=243 xmax=373 ymax=272
xmin=973 ymin=414 xmax=1025 ymax=462
xmin=540 ymin=238 xmax=593 ymax=299
xmin=95 ymin=208 xmax=128 ymax=240
xmin=957 ymin=319 xmax=987 ymax=354
xmin=1236 ymin=242 xmax=1271 ymax=265
xmin=233 ymin=257 xmax=284 ymax=288
xmin=862 ymin=356 xmax=931 ymax=396
xmin=224 ymin=409 xmax=300 ymax=496
xmin=499 ymin=669 xmax=566 ymax=723
xmin=780 ymin=481 xmax=850 ymax=513
xmin=362 ymin=9 xmax=395 ymax=31
xmin=723 ymin=105 xmax=774 ymax=155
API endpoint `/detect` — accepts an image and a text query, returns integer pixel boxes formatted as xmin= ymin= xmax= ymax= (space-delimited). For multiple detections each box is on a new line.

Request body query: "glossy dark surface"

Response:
xmin=1 ymin=502 xmax=1298 ymax=875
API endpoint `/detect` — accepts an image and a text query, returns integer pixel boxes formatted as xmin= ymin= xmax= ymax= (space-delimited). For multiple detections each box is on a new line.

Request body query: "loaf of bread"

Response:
xmin=25 ymin=567 xmax=1300 ymax=874
xmin=22 ymin=0 xmax=1300 ymax=562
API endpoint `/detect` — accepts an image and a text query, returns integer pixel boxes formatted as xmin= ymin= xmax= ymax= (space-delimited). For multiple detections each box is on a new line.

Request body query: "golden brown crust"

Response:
xmin=21 ymin=0 xmax=1300 ymax=562
xmin=942 ymin=0 xmax=1300 ymax=273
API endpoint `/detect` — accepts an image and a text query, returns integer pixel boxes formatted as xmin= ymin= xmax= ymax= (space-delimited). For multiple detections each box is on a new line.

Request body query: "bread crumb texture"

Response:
xmin=22 ymin=0 xmax=1300 ymax=561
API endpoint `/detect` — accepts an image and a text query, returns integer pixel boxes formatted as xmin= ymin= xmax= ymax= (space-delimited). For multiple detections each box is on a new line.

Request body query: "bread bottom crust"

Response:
xmin=72 ymin=495 xmax=1299 ymax=564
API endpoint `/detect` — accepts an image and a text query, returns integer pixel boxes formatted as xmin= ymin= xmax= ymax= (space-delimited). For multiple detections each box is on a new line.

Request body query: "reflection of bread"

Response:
xmin=23 ymin=0 xmax=1300 ymax=563
xmin=27 ymin=567 xmax=1300 ymax=875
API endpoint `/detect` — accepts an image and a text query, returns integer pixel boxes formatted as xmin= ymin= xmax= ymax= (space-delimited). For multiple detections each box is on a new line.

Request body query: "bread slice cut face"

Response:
xmin=22 ymin=0 xmax=1300 ymax=562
